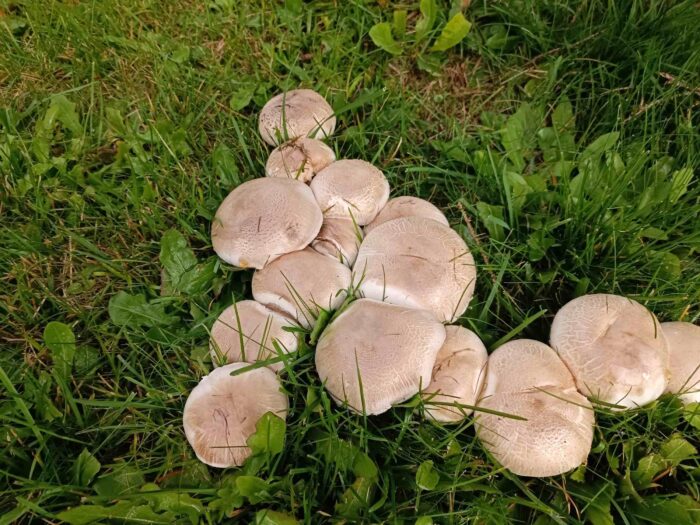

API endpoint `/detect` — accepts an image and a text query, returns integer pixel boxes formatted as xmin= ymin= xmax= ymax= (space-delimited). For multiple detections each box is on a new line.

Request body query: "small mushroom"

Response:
xmin=259 ymin=89 xmax=336 ymax=146
xmin=475 ymin=339 xmax=594 ymax=477
xmin=354 ymin=216 xmax=476 ymax=322
xmin=661 ymin=322 xmax=700 ymax=404
xmin=210 ymin=300 xmax=298 ymax=372
xmin=252 ymin=247 xmax=351 ymax=329
xmin=315 ymin=299 xmax=447 ymax=415
xmin=422 ymin=326 xmax=488 ymax=423
xmin=309 ymin=159 xmax=390 ymax=225
xmin=211 ymin=178 xmax=322 ymax=269
xmin=183 ymin=363 xmax=288 ymax=468
xmin=364 ymin=196 xmax=449 ymax=235
xmin=311 ymin=217 xmax=363 ymax=266
xmin=265 ymin=138 xmax=336 ymax=183
xmin=550 ymin=294 xmax=669 ymax=409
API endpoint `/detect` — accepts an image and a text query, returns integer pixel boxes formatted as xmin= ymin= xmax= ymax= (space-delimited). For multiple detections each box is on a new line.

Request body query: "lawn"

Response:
xmin=1 ymin=0 xmax=699 ymax=523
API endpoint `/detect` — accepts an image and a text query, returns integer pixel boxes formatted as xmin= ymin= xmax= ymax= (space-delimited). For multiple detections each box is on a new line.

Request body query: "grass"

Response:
xmin=1 ymin=0 xmax=699 ymax=523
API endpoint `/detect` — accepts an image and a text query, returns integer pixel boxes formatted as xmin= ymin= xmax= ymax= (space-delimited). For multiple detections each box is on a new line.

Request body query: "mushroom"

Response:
xmin=661 ymin=322 xmax=700 ymax=404
xmin=474 ymin=339 xmax=594 ymax=477
xmin=550 ymin=294 xmax=669 ymax=409
xmin=183 ymin=363 xmax=288 ymax=468
xmin=364 ymin=196 xmax=449 ymax=235
xmin=210 ymin=300 xmax=298 ymax=372
xmin=315 ymin=298 xmax=447 ymax=415
xmin=265 ymin=138 xmax=336 ymax=183
xmin=252 ymin=247 xmax=352 ymax=329
xmin=211 ymin=178 xmax=323 ymax=269
xmin=309 ymin=159 xmax=390 ymax=225
xmin=422 ymin=326 xmax=488 ymax=423
xmin=311 ymin=217 xmax=363 ymax=266
xmin=258 ymin=89 xmax=336 ymax=146
xmin=353 ymin=216 xmax=476 ymax=322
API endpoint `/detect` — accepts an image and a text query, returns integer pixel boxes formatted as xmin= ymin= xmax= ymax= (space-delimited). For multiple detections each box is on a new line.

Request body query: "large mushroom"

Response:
xmin=266 ymin=138 xmax=336 ymax=183
xmin=211 ymin=177 xmax=322 ymax=269
xmin=475 ymin=339 xmax=595 ymax=477
xmin=252 ymin=247 xmax=352 ymax=329
xmin=311 ymin=217 xmax=363 ymax=267
xmin=210 ymin=300 xmax=298 ymax=372
xmin=354 ymin=216 xmax=476 ymax=322
xmin=258 ymin=89 xmax=336 ymax=146
xmin=364 ymin=196 xmax=449 ymax=235
xmin=183 ymin=363 xmax=288 ymax=468
xmin=661 ymin=321 xmax=700 ymax=404
xmin=550 ymin=294 xmax=669 ymax=409
xmin=315 ymin=299 xmax=446 ymax=415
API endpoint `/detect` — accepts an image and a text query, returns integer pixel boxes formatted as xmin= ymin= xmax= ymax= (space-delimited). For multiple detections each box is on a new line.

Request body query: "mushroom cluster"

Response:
xmin=183 ymin=88 xmax=700 ymax=477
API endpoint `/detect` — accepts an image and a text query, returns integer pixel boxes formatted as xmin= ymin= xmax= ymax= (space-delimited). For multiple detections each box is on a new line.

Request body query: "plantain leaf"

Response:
xmin=431 ymin=13 xmax=472 ymax=52
xmin=369 ymin=23 xmax=402 ymax=55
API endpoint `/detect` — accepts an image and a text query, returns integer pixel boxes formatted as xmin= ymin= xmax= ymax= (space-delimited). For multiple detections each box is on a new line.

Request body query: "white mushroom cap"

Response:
xmin=265 ymin=138 xmax=336 ymax=183
xmin=211 ymin=178 xmax=322 ymax=269
xmin=661 ymin=322 xmax=700 ymax=404
xmin=311 ymin=217 xmax=363 ymax=267
xmin=209 ymin=300 xmax=298 ymax=372
xmin=183 ymin=363 xmax=288 ymax=468
xmin=364 ymin=196 xmax=449 ymax=235
xmin=315 ymin=299 xmax=446 ymax=415
xmin=354 ymin=216 xmax=476 ymax=323
xmin=422 ymin=326 xmax=488 ymax=423
xmin=550 ymin=294 xmax=669 ymax=409
xmin=252 ymin=248 xmax=351 ymax=329
xmin=309 ymin=159 xmax=390 ymax=225
xmin=258 ymin=89 xmax=336 ymax=146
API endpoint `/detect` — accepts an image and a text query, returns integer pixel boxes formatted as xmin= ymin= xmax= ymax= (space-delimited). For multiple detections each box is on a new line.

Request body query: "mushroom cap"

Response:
xmin=258 ymin=89 xmax=336 ymax=146
xmin=364 ymin=196 xmax=449 ymax=235
xmin=265 ymin=138 xmax=336 ymax=183
xmin=183 ymin=363 xmax=288 ymax=468
xmin=315 ymin=298 xmax=447 ymax=415
xmin=422 ymin=326 xmax=488 ymax=423
xmin=252 ymin=247 xmax=352 ymax=329
xmin=475 ymin=388 xmax=594 ymax=477
xmin=661 ymin=322 xmax=700 ymax=404
xmin=211 ymin=178 xmax=323 ymax=269
xmin=209 ymin=300 xmax=298 ymax=372
xmin=550 ymin=294 xmax=669 ymax=409
xmin=311 ymin=217 xmax=363 ymax=267
xmin=354 ymin=216 xmax=476 ymax=322
xmin=309 ymin=159 xmax=390 ymax=225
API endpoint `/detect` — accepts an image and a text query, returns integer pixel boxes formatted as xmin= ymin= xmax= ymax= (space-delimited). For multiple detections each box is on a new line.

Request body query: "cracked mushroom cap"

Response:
xmin=311 ymin=217 xmax=363 ymax=266
xmin=315 ymin=299 xmax=447 ymax=415
xmin=252 ymin=248 xmax=351 ymax=329
xmin=422 ymin=326 xmax=488 ymax=423
xmin=265 ymin=138 xmax=336 ymax=183
xmin=309 ymin=159 xmax=390 ymax=225
xmin=661 ymin=322 xmax=700 ymax=404
xmin=353 ymin=216 xmax=476 ymax=322
xmin=364 ymin=196 xmax=449 ymax=235
xmin=183 ymin=363 xmax=288 ymax=468
xmin=209 ymin=300 xmax=298 ymax=372
xmin=550 ymin=294 xmax=669 ymax=409
xmin=258 ymin=89 xmax=336 ymax=146
xmin=211 ymin=178 xmax=323 ymax=269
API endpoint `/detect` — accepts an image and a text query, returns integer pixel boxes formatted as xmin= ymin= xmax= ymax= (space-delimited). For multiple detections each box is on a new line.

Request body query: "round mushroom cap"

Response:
xmin=353 ymin=216 xmax=476 ymax=322
xmin=365 ymin=196 xmax=449 ymax=235
xmin=183 ymin=363 xmax=288 ymax=468
xmin=211 ymin=178 xmax=323 ymax=269
xmin=661 ymin=322 xmax=700 ymax=404
xmin=265 ymin=138 xmax=336 ymax=183
xmin=550 ymin=294 xmax=669 ymax=409
xmin=258 ymin=89 xmax=336 ymax=146
xmin=311 ymin=217 xmax=363 ymax=267
xmin=422 ymin=326 xmax=488 ymax=423
xmin=315 ymin=299 xmax=447 ymax=415
xmin=310 ymin=159 xmax=390 ymax=225
xmin=252 ymin=248 xmax=352 ymax=329
xmin=210 ymin=300 xmax=298 ymax=372
xmin=475 ymin=388 xmax=594 ymax=477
